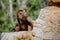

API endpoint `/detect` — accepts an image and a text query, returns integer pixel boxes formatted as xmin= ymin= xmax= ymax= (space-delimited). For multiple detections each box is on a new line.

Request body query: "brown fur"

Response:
xmin=45 ymin=0 xmax=60 ymax=7
xmin=12 ymin=9 xmax=33 ymax=31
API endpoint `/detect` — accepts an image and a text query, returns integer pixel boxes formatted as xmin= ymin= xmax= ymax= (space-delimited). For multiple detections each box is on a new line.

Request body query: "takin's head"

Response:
xmin=16 ymin=9 xmax=28 ymax=21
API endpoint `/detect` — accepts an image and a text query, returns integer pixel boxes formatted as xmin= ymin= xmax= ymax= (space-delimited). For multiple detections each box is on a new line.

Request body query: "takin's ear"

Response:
xmin=45 ymin=0 xmax=60 ymax=2
xmin=52 ymin=0 xmax=60 ymax=2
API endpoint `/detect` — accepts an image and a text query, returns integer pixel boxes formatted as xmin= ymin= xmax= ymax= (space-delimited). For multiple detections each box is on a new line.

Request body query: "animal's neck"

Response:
xmin=48 ymin=1 xmax=60 ymax=7
xmin=19 ymin=19 xmax=27 ymax=24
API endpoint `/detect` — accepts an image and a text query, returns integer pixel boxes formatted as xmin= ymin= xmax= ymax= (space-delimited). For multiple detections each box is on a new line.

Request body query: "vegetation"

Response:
xmin=0 ymin=0 xmax=45 ymax=32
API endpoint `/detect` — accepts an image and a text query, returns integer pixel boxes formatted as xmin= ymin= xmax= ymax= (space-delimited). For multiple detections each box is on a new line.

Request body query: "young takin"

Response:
xmin=11 ymin=9 xmax=33 ymax=32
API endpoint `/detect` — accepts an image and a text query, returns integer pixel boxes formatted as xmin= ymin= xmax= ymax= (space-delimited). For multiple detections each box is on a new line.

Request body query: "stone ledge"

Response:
xmin=1 ymin=27 xmax=43 ymax=40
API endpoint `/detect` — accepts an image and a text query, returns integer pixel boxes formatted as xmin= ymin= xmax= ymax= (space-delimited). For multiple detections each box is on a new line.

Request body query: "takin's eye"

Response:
xmin=19 ymin=12 xmax=23 ymax=15
xmin=19 ymin=13 xmax=22 ymax=15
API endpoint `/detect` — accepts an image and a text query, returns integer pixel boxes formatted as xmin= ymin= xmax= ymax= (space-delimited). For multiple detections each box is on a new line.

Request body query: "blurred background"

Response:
xmin=0 ymin=0 xmax=46 ymax=32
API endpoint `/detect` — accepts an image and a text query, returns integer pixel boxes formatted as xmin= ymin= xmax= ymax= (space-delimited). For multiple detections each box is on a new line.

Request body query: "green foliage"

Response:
xmin=0 ymin=0 xmax=45 ymax=32
xmin=26 ymin=0 xmax=45 ymax=20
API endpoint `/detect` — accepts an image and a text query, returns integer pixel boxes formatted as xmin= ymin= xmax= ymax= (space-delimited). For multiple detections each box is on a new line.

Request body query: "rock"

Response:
xmin=1 ymin=27 xmax=42 ymax=40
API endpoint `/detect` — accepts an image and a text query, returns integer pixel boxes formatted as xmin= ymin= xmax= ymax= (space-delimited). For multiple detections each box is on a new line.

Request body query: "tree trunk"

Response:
xmin=21 ymin=0 xmax=27 ymax=9
xmin=17 ymin=0 xmax=21 ymax=9
xmin=9 ymin=0 xmax=14 ymax=25
xmin=0 ymin=1 xmax=5 ymax=10
xmin=17 ymin=0 xmax=27 ymax=9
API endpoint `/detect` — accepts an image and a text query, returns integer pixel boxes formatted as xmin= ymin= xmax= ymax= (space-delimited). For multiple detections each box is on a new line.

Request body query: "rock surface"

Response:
xmin=1 ymin=27 xmax=43 ymax=40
